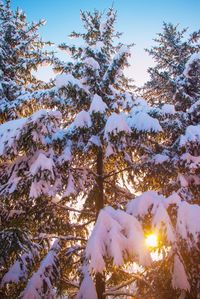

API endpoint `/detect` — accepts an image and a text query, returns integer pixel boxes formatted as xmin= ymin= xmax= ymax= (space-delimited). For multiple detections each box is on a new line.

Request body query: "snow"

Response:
xmin=115 ymin=45 xmax=130 ymax=59
xmin=0 ymin=118 xmax=26 ymax=156
xmin=89 ymin=94 xmax=108 ymax=114
xmin=178 ymin=174 xmax=188 ymax=187
xmin=63 ymin=173 xmax=76 ymax=197
xmin=73 ymin=110 xmax=92 ymax=128
xmin=76 ymin=266 xmax=97 ymax=299
xmin=127 ymin=192 xmax=177 ymax=242
xmin=130 ymin=101 xmax=175 ymax=117
xmin=7 ymin=177 xmax=21 ymax=194
xmin=160 ymin=104 xmax=176 ymax=114
xmin=30 ymin=153 xmax=55 ymax=177
xmin=104 ymin=112 xmax=131 ymax=139
xmin=29 ymin=180 xmax=53 ymax=199
xmin=127 ymin=111 xmax=162 ymax=133
xmin=152 ymin=203 xmax=175 ymax=242
xmin=176 ymin=201 xmax=200 ymax=242
xmin=55 ymin=73 xmax=83 ymax=89
xmin=30 ymin=109 xmax=60 ymax=123
xmin=153 ymin=154 xmax=169 ymax=164
xmin=127 ymin=191 xmax=164 ymax=218
xmin=83 ymin=57 xmax=100 ymax=70
xmin=58 ymin=145 xmax=72 ymax=164
xmin=91 ymin=41 xmax=104 ymax=53
xmin=1 ymin=249 xmax=38 ymax=285
xmin=1 ymin=5 xmax=200 ymax=297
xmin=180 ymin=153 xmax=200 ymax=169
xmin=130 ymin=103 xmax=150 ymax=115
xmin=188 ymin=99 xmax=200 ymax=113
xmin=52 ymin=194 xmax=62 ymax=204
xmin=164 ymin=193 xmax=182 ymax=207
xmin=172 ymin=255 xmax=190 ymax=291
xmin=21 ymin=240 xmax=60 ymax=299
xmin=88 ymin=135 xmax=101 ymax=147
xmin=134 ymin=97 xmax=149 ymax=107
xmin=2 ymin=257 xmax=27 ymax=284
xmin=128 ymin=191 xmax=200 ymax=245
xmin=105 ymin=143 xmax=114 ymax=157
xmin=123 ymin=92 xmax=134 ymax=108
xmin=0 ymin=109 xmax=61 ymax=156
xmin=100 ymin=22 xmax=106 ymax=34
xmin=183 ymin=52 xmax=200 ymax=77
xmin=179 ymin=124 xmax=200 ymax=146
xmin=86 ymin=207 xmax=150 ymax=273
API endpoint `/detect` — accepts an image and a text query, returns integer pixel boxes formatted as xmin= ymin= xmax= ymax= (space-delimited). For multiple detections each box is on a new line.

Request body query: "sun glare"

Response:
xmin=145 ymin=233 xmax=158 ymax=248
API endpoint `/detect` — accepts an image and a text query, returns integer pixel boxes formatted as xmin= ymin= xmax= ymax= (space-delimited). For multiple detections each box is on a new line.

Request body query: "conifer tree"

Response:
xmin=143 ymin=23 xmax=200 ymax=104
xmin=53 ymin=8 xmax=163 ymax=298
xmin=0 ymin=2 xmax=74 ymax=298
xmin=136 ymin=29 xmax=200 ymax=297
xmin=83 ymin=53 xmax=200 ymax=298
xmin=0 ymin=0 xmax=54 ymax=122
xmin=84 ymin=22 xmax=200 ymax=299
xmin=139 ymin=23 xmax=200 ymax=208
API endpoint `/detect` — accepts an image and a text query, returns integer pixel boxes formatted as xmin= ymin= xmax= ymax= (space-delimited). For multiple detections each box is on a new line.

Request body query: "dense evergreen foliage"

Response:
xmin=0 ymin=1 xmax=200 ymax=299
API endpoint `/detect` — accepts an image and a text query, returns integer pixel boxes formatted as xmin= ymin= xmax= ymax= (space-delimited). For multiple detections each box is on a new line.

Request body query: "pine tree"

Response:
xmin=0 ymin=109 xmax=69 ymax=298
xmin=139 ymin=23 xmax=200 ymax=209
xmin=143 ymin=22 xmax=200 ymax=104
xmin=174 ymin=52 xmax=200 ymax=111
xmin=0 ymin=0 xmax=54 ymax=123
xmin=53 ymin=8 xmax=163 ymax=298
xmin=53 ymin=15 xmax=200 ymax=299
xmin=140 ymin=55 xmax=200 ymax=205
xmin=137 ymin=34 xmax=200 ymax=298
xmin=0 ymin=2 xmax=74 ymax=298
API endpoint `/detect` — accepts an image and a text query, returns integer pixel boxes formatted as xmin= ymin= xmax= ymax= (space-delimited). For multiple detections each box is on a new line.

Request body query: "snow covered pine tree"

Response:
xmin=0 ymin=1 xmax=72 ymax=298
xmin=143 ymin=22 xmax=200 ymax=105
xmin=84 ymin=51 xmax=200 ymax=298
xmin=140 ymin=22 xmax=200 ymax=205
xmin=134 ymin=25 xmax=200 ymax=298
xmin=53 ymin=8 xmax=164 ymax=299
xmin=0 ymin=0 xmax=54 ymax=123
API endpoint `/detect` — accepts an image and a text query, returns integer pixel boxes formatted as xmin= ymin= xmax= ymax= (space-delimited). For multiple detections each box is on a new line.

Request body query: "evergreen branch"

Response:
xmin=104 ymin=291 xmax=138 ymax=298
xmin=52 ymin=203 xmax=95 ymax=215
xmin=106 ymin=272 xmax=154 ymax=292
xmin=34 ymin=234 xmax=87 ymax=242
xmin=103 ymin=165 xmax=135 ymax=179
xmin=60 ymin=278 xmax=79 ymax=288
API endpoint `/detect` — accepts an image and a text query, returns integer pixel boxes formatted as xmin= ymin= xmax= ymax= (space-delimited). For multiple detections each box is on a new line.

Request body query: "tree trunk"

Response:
xmin=96 ymin=273 xmax=105 ymax=299
xmin=95 ymin=149 xmax=105 ymax=299
xmin=96 ymin=149 xmax=104 ymax=214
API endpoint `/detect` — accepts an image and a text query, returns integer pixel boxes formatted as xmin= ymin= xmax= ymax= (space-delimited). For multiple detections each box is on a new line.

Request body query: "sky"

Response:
xmin=12 ymin=0 xmax=200 ymax=86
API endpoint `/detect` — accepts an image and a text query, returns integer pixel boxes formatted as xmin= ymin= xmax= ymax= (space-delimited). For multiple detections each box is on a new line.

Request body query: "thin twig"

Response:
xmin=104 ymin=291 xmax=137 ymax=298
xmin=103 ymin=165 xmax=135 ymax=179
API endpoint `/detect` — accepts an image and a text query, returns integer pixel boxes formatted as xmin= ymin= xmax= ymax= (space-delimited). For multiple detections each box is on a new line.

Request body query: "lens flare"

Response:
xmin=145 ymin=233 xmax=158 ymax=248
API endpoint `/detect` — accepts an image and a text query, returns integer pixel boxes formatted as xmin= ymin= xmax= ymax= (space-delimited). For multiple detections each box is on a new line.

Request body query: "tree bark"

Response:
xmin=96 ymin=272 xmax=105 ymax=299
xmin=96 ymin=149 xmax=104 ymax=214
xmin=95 ymin=149 xmax=105 ymax=299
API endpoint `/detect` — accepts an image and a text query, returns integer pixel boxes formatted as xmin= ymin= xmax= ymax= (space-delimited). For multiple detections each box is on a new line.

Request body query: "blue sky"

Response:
xmin=12 ymin=0 xmax=200 ymax=86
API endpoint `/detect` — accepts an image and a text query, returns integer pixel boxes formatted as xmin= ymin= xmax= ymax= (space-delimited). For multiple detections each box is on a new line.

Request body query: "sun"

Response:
xmin=145 ymin=233 xmax=158 ymax=248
